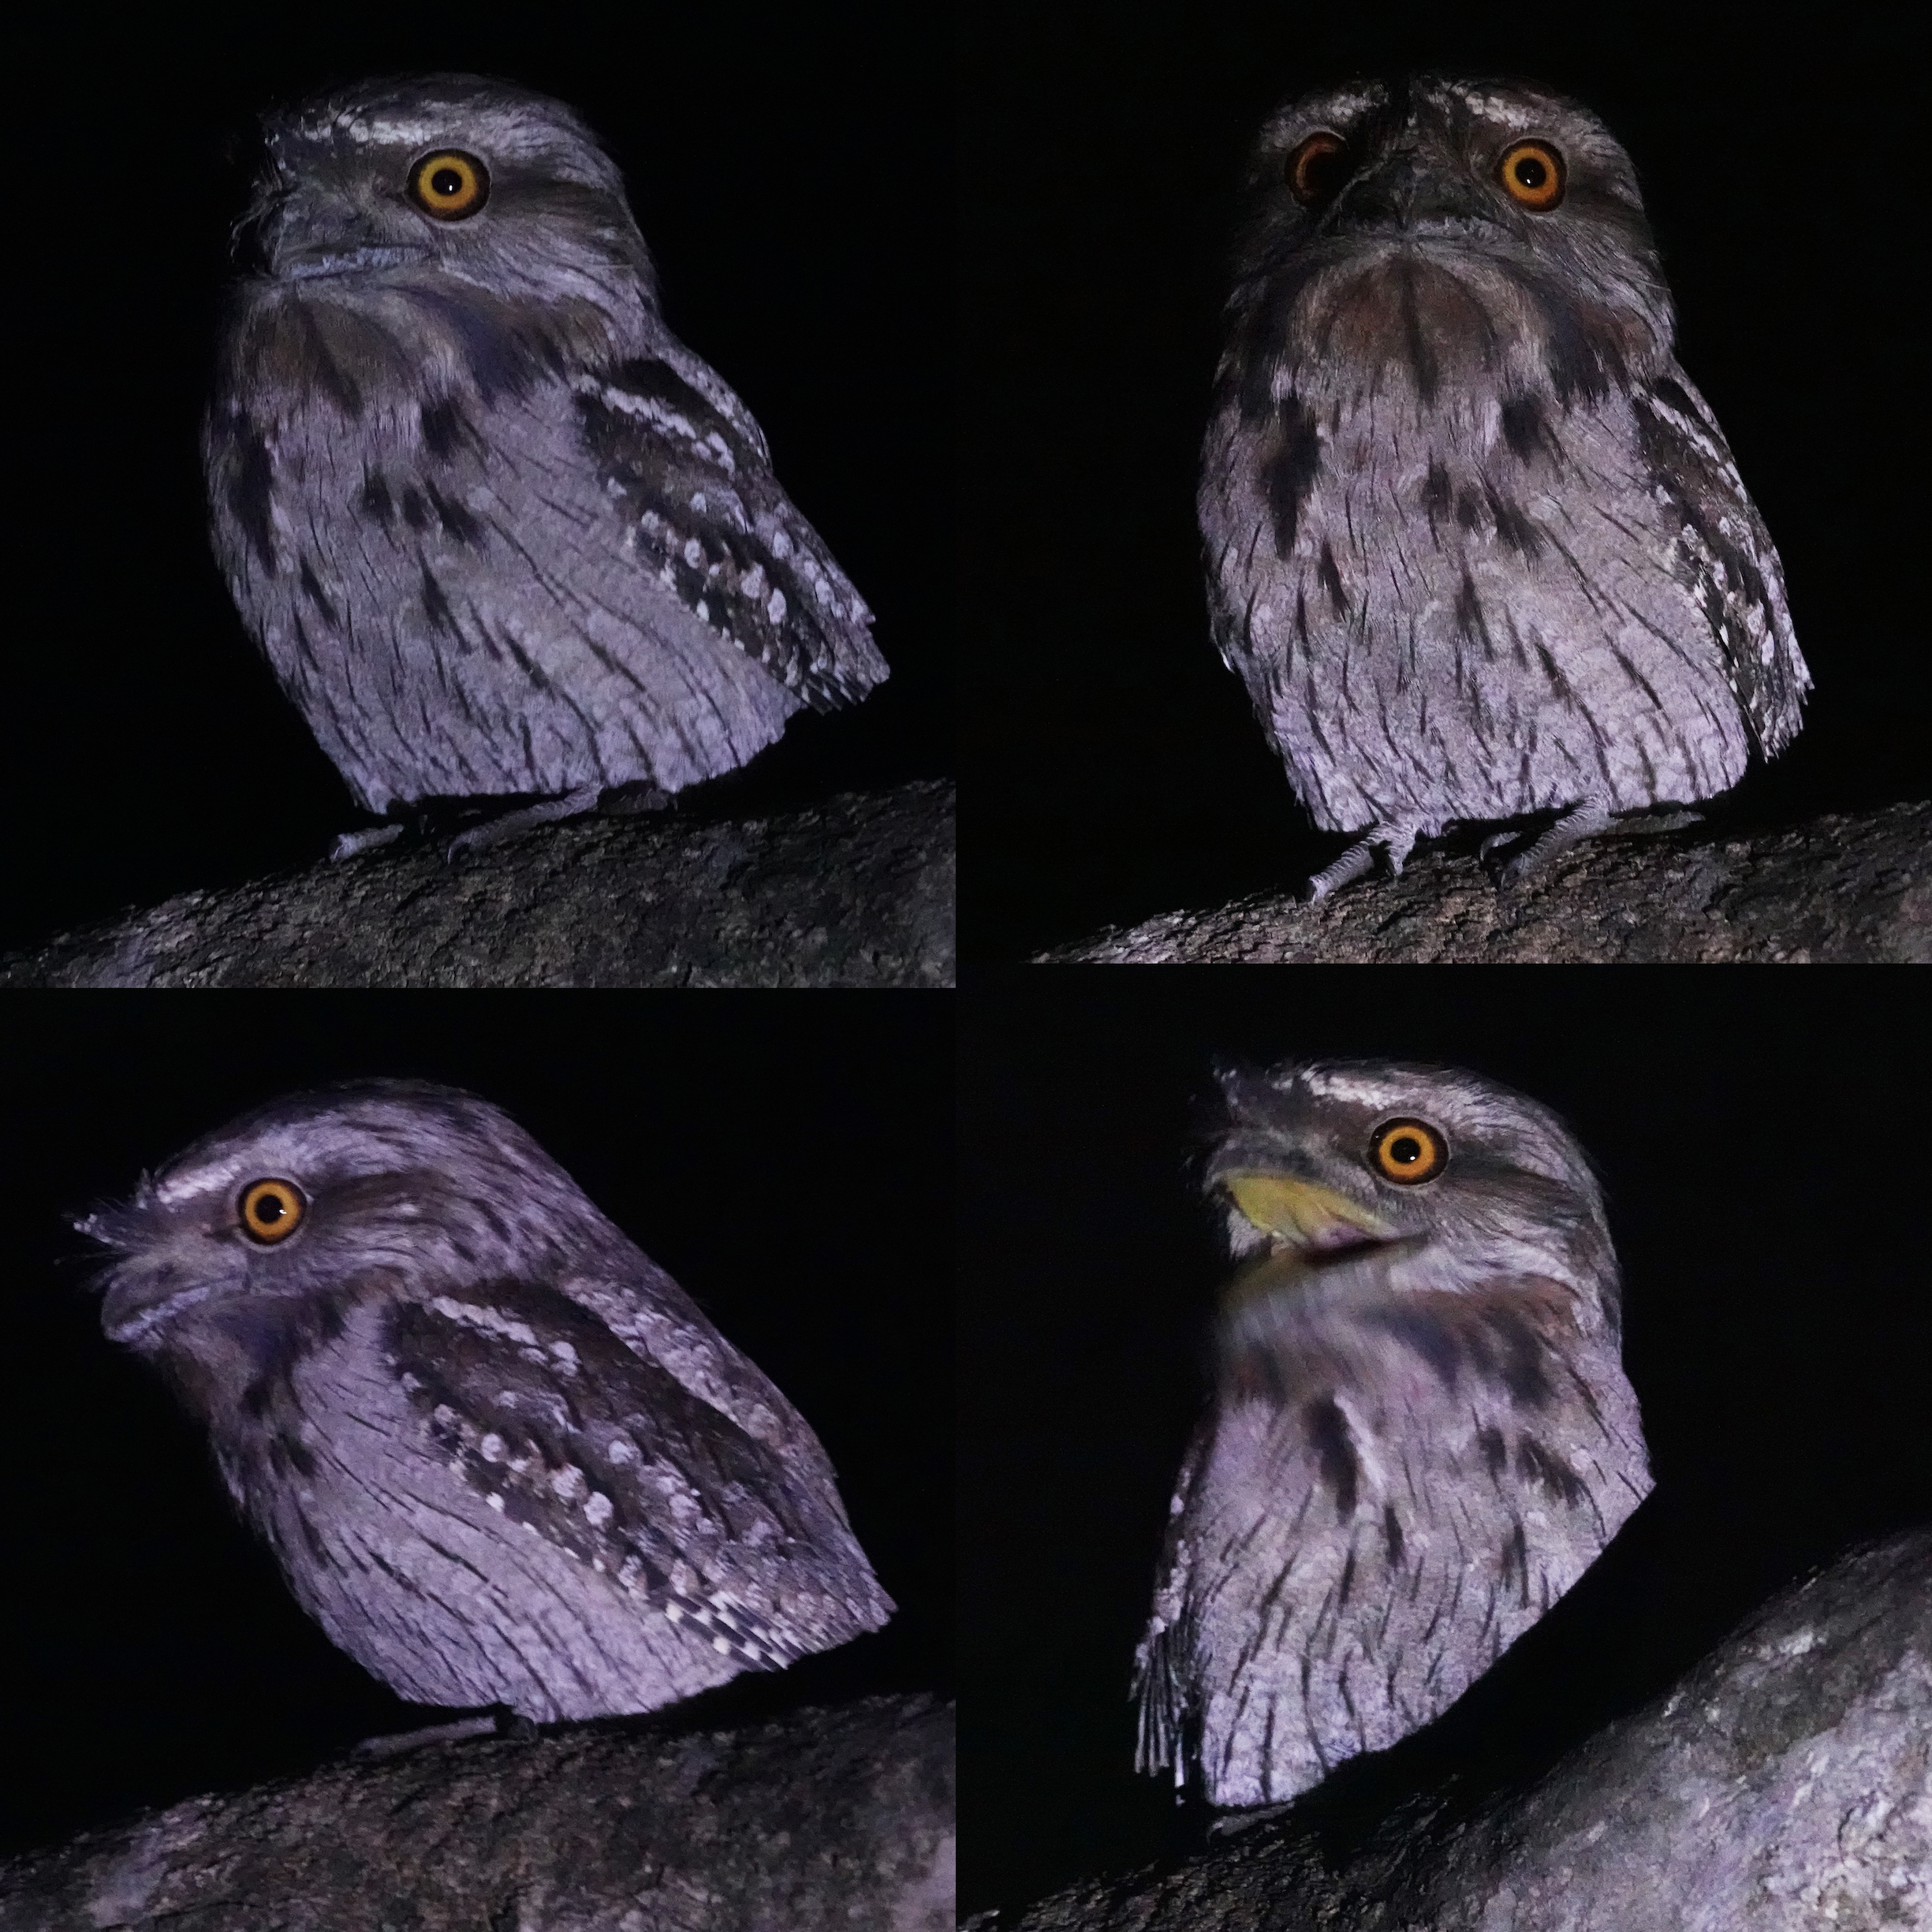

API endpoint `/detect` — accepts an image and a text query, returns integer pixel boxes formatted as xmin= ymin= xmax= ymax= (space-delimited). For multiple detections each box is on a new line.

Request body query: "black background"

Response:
xmin=960 ymin=5 xmax=1923 ymax=957
xmin=9 ymin=4 xmax=1932 ymax=1915
xmin=0 ymin=992 xmax=952 ymax=1853
xmin=7 ymin=9 xmax=949 ymax=954
xmin=960 ymin=968 xmax=1932 ymax=1913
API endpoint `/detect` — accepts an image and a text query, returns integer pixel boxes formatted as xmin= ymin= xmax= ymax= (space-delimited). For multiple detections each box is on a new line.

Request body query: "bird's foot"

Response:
xmin=349 ymin=1713 xmax=507 ymax=1761
xmin=1620 ymin=806 xmax=1704 ymax=837
xmin=1302 ymin=823 xmax=1419 ymax=902
xmin=596 ymin=780 xmax=673 ymax=819
xmin=445 ymin=784 xmax=602 ymax=861
xmin=330 ymin=822 xmax=409 ymax=862
xmin=331 ymin=781 xmax=665 ymax=864
xmin=1207 ymin=1799 xmax=1299 ymax=1838
xmin=1483 ymin=798 xmax=1613 ymax=887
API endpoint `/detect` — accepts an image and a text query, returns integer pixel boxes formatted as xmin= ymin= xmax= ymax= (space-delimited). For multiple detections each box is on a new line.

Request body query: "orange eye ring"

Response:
xmin=239 ymin=1178 xmax=308 ymax=1244
xmin=1370 ymin=1119 xmax=1447 ymax=1185
xmin=408 ymin=149 xmax=490 ymax=221
xmin=1286 ymin=130 xmax=1352 ymax=208
xmin=1497 ymin=140 xmax=1565 ymax=211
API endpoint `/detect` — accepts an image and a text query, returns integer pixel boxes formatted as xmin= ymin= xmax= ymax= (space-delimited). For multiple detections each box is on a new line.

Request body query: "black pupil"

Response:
xmin=1515 ymin=155 xmax=1547 ymax=189
xmin=431 ymin=167 xmax=464 ymax=197
xmin=1389 ymin=1136 xmax=1423 ymax=1166
xmin=1297 ymin=140 xmax=1347 ymax=199
xmin=255 ymin=1192 xmax=285 ymax=1225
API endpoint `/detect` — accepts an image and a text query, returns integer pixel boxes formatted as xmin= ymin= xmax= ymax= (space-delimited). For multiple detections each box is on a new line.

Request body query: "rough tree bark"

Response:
xmin=0 ymin=1695 xmax=954 ymax=1932
xmin=1 ymin=781 xmax=954 ymax=989
xmin=970 ymin=1531 xmax=1930 ymax=1932
xmin=1041 ymin=802 xmax=1932 ymax=964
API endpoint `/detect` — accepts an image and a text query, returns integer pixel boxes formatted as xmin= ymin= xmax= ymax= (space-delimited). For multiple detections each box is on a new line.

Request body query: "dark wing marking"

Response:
xmin=386 ymin=1283 xmax=852 ymax=1669
xmin=573 ymin=354 xmax=889 ymax=712
xmin=1632 ymin=369 xmax=1811 ymax=756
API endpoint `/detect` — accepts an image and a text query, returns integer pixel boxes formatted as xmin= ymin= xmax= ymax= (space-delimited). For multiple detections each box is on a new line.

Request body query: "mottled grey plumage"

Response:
xmin=205 ymin=74 xmax=886 ymax=822
xmin=1136 ymin=1060 xmax=1650 ymax=1807
xmin=1203 ymin=76 xmax=1809 ymax=897
xmin=84 ymin=1081 xmax=891 ymax=1721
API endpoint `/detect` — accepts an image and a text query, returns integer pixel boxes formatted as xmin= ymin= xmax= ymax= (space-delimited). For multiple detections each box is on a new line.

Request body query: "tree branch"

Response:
xmin=3 ymin=782 xmax=954 ymax=988
xmin=1042 ymin=803 xmax=1932 ymax=964
xmin=972 ymin=1532 xmax=1931 ymax=1930
xmin=2 ymin=1695 xmax=955 ymax=1932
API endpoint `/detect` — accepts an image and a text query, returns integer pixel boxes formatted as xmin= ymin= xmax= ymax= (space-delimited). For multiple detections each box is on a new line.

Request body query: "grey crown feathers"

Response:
xmin=84 ymin=1081 xmax=892 ymax=1721
xmin=1136 ymin=1059 xmax=1650 ymax=1808
xmin=204 ymin=74 xmax=888 ymax=822
xmin=1201 ymin=76 xmax=1810 ymax=898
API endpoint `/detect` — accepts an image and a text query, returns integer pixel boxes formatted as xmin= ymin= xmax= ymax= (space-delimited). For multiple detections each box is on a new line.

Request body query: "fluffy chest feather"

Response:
xmin=1202 ymin=381 xmax=1752 ymax=833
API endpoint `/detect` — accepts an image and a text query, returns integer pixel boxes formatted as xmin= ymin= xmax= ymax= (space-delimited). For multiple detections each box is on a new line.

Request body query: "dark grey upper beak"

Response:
xmin=1326 ymin=147 xmax=1496 ymax=235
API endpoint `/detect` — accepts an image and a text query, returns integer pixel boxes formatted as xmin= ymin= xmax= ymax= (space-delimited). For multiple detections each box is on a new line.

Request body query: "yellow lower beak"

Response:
xmin=1221 ymin=1170 xmax=1393 ymax=1249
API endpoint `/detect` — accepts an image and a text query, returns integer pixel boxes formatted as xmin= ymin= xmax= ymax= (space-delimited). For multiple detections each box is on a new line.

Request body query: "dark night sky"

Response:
xmin=7 ymin=11 xmax=949 ymax=953
xmin=960 ymin=968 xmax=1932 ymax=1913
xmin=960 ymin=4 xmax=1925 ymax=957
xmin=1 ymin=993 xmax=952 ymax=1855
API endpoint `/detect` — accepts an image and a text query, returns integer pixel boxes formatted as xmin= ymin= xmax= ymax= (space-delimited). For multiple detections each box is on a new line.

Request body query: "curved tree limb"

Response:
xmin=0 ymin=1695 xmax=955 ymax=1932
xmin=2 ymin=782 xmax=954 ymax=988
xmin=1042 ymin=803 xmax=1932 ymax=964
xmin=973 ymin=1532 xmax=1930 ymax=1932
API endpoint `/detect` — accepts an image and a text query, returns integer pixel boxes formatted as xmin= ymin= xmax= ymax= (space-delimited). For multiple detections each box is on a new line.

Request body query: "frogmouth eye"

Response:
xmin=1497 ymin=140 xmax=1565 ymax=211
xmin=1285 ymin=131 xmax=1352 ymax=207
xmin=408 ymin=149 xmax=490 ymax=221
xmin=239 ymin=1178 xmax=308 ymax=1244
xmin=1369 ymin=1119 xmax=1447 ymax=1185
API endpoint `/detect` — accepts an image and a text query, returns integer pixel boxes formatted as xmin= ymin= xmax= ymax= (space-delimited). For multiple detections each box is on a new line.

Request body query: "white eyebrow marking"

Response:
xmin=1295 ymin=1071 xmax=1401 ymax=1107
